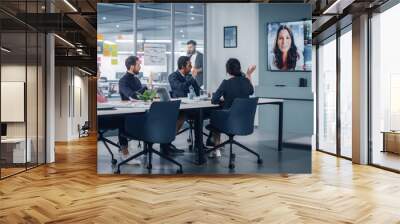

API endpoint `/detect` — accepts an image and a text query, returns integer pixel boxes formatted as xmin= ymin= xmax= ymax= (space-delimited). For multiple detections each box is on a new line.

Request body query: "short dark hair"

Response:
xmin=187 ymin=40 xmax=197 ymax=46
xmin=125 ymin=56 xmax=139 ymax=70
xmin=177 ymin=56 xmax=191 ymax=69
xmin=226 ymin=58 xmax=241 ymax=76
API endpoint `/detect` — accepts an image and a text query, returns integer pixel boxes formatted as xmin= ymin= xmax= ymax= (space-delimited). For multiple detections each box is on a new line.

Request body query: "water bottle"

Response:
xmin=188 ymin=85 xmax=195 ymax=99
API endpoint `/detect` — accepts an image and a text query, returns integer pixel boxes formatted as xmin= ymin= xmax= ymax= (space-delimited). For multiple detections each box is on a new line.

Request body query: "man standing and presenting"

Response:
xmin=187 ymin=40 xmax=203 ymax=87
xmin=117 ymin=56 xmax=147 ymax=164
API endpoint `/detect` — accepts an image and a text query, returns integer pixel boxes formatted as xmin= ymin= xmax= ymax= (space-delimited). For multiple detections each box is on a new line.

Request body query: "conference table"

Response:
xmin=97 ymin=97 xmax=284 ymax=165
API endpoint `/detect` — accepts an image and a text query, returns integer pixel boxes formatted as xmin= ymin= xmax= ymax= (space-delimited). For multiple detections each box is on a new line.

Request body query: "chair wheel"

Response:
xmin=112 ymin=159 xmax=118 ymax=165
xmin=115 ymin=169 xmax=121 ymax=174
xmin=177 ymin=169 xmax=183 ymax=174
xmin=147 ymin=164 xmax=152 ymax=170
xmin=257 ymin=158 xmax=263 ymax=164
xmin=187 ymin=138 xmax=191 ymax=143
xmin=229 ymin=163 xmax=235 ymax=169
xmin=188 ymin=145 xmax=193 ymax=151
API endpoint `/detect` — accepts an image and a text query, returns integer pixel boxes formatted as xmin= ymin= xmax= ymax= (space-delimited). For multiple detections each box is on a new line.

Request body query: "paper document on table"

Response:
xmin=109 ymin=101 xmax=150 ymax=108
xmin=181 ymin=98 xmax=201 ymax=104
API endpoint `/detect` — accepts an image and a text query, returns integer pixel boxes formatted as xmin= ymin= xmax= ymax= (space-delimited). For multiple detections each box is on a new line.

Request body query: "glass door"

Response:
xmin=339 ymin=27 xmax=352 ymax=158
xmin=317 ymin=35 xmax=337 ymax=155
xmin=370 ymin=3 xmax=400 ymax=171
xmin=0 ymin=1 xmax=47 ymax=179
xmin=0 ymin=20 xmax=28 ymax=178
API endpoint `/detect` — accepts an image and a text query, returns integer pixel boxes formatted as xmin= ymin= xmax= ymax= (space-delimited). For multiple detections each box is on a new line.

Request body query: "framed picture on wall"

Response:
xmin=224 ymin=26 xmax=237 ymax=48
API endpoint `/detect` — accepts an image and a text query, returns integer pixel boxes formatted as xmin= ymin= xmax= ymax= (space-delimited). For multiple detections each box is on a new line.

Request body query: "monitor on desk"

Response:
xmin=1 ymin=123 xmax=7 ymax=138
xmin=156 ymin=87 xmax=171 ymax=102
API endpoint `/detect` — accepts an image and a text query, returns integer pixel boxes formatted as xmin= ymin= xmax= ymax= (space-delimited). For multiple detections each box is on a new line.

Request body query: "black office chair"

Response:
xmin=205 ymin=97 xmax=262 ymax=169
xmin=176 ymin=119 xmax=195 ymax=150
xmin=116 ymin=100 xmax=183 ymax=174
xmin=78 ymin=121 xmax=90 ymax=138
xmin=97 ymin=116 xmax=121 ymax=165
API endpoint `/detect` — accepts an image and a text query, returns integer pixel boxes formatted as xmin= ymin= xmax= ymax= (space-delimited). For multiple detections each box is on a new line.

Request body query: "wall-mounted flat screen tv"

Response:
xmin=267 ymin=20 xmax=312 ymax=72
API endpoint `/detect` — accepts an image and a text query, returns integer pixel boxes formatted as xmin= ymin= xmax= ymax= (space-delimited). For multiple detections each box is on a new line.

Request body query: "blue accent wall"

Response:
xmin=256 ymin=4 xmax=313 ymax=139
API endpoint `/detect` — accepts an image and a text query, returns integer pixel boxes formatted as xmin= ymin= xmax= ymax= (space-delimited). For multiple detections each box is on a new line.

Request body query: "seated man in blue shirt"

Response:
xmin=168 ymin=56 xmax=200 ymax=98
xmin=166 ymin=56 xmax=200 ymax=154
xmin=117 ymin=56 xmax=147 ymax=164
xmin=119 ymin=56 xmax=147 ymax=101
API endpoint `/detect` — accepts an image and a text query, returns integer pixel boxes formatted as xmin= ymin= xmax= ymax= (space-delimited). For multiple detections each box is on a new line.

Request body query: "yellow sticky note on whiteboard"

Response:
xmin=103 ymin=43 xmax=110 ymax=56
xmin=111 ymin=45 xmax=118 ymax=57
xmin=97 ymin=34 xmax=104 ymax=41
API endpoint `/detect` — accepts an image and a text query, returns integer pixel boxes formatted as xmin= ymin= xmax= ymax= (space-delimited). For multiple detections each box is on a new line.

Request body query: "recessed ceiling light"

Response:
xmin=1 ymin=47 xmax=11 ymax=53
xmin=191 ymin=17 xmax=195 ymax=20
xmin=116 ymin=24 xmax=120 ymax=28
xmin=182 ymin=35 xmax=185 ymax=38
xmin=63 ymin=0 xmax=78 ymax=12
xmin=54 ymin=34 xmax=75 ymax=48
xmin=102 ymin=16 xmax=107 ymax=20
xmin=180 ymin=30 xmax=183 ymax=33
xmin=190 ymin=5 xmax=194 ymax=9
xmin=41 ymin=5 xmax=45 ymax=10
xmin=78 ymin=67 xmax=92 ymax=76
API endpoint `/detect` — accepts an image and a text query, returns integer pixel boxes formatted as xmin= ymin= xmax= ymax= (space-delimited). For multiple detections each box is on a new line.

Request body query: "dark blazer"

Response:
xmin=168 ymin=70 xmax=200 ymax=98
xmin=211 ymin=75 xmax=254 ymax=109
xmin=119 ymin=72 xmax=147 ymax=100
xmin=192 ymin=51 xmax=203 ymax=87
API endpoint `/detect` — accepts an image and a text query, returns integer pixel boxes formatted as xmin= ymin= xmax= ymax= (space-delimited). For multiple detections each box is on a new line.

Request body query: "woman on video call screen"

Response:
xmin=268 ymin=21 xmax=312 ymax=71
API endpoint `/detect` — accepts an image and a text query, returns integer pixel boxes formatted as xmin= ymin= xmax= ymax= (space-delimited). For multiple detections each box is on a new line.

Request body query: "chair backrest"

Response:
xmin=226 ymin=97 xmax=258 ymax=135
xmin=82 ymin=121 xmax=90 ymax=129
xmin=143 ymin=100 xmax=181 ymax=144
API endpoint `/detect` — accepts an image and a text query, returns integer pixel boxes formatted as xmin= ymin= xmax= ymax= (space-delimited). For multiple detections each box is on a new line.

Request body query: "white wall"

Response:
xmin=46 ymin=33 xmax=55 ymax=163
xmin=55 ymin=67 xmax=69 ymax=141
xmin=55 ymin=67 xmax=89 ymax=141
xmin=206 ymin=3 xmax=259 ymax=93
xmin=72 ymin=74 xmax=89 ymax=138
xmin=312 ymin=45 xmax=317 ymax=150
xmin=1 ymin=64 xmax=45 ymax=164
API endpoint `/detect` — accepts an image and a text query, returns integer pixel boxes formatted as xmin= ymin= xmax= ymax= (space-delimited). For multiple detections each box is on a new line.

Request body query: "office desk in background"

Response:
xmin=97 ymin=97 xmax=284 ymax=164
xmin=1 ymin=138 xmax=32 ymax=165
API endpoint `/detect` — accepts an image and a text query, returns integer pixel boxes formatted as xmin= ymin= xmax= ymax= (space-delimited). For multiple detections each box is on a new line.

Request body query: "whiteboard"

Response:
xmin=144 ymin=44 xmax=167 ymax=66
xmin=1 ymin=82 xmax=25 ymax=122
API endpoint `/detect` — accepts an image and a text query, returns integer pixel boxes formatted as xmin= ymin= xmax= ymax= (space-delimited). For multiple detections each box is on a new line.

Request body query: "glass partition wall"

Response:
xmin=97 ymin=3 xmax=205 ymax=101
xmin=339 ymin=27 xmax=352 ymax=159
xmin=370 ymin=3 xmax=400 ymax=171
xmin=317 ymin=35 xmax=337 ymax=155
xmin=316 ymin=25 xmax=353 ymax=159
xmin=0 ymin=2 xmax=46 ymax=179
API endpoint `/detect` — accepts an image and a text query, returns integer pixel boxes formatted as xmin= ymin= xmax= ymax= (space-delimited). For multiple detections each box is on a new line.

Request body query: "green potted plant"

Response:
xmin=137 ymin=89 xmax=157 ymax=103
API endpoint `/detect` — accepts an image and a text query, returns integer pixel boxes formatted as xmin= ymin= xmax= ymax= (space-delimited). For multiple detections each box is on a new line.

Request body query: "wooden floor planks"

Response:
xmin=0 ymin=135 xmax=399 ymax=223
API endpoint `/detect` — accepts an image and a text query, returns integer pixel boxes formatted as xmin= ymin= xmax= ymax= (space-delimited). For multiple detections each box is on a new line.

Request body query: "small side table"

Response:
xmin=381 ymin=131 xmax=400 ymax=154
